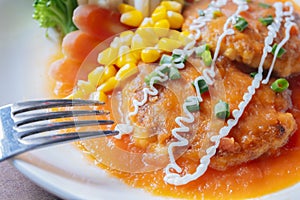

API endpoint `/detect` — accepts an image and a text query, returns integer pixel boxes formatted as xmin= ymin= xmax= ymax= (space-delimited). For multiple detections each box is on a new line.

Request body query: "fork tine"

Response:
xmin=24 ymin=130 xmax=119 ymax=146
xmin=12 ymin=99 xmax=104 ymax=115
xmin=14 ymin=110 xmax=110 ymax=127
xmin=17 ymin=120 xmax=114 ymax=138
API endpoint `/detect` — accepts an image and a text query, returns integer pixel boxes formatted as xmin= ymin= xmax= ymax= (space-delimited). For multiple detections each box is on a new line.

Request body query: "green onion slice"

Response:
xmin=250 ymin=72 xmax=258 ymax=78
xmin=145 ymin=71 xmax=160 ymax=85
xmin=214 ymin=100 xmax=230 ymax=119
xmin=193 ymin=78 xmax=208 ymax=94
xmin=195 ymin=44 xmax=210 ymax=57
xmin=172 ymin=53 xmax=188 ymax=63
xmin=271 ymin=43 xmax=286 ymax=58
xmin=259 ymin=16 xmax=274 ymax=26
xmin=185 ymin=97 xmax=200 ymax=112
xmin=271 ymin=78 xmax=289 ymax=92
xmin=159 ymin=54 xmax=173 ymax=65
xmin=201 ymin=50 xmax=213 ymax=66
xmin=169 ymin=67 xmax=181 ymax=80
xmin=234 ymin=17 xmax=248 ymax=32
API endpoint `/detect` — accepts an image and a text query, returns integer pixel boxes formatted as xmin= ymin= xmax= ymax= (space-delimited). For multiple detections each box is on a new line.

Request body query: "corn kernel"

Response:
xmin=131 ymin=34 xmax=147 ymax=50
xmin=167 ymin=11 xmax=184 ymax=29
xmin=102 ymin=65 xmax=117 ymax=82
xmin=154 ymin=19 xmax=170 ymax=37
xmin=178 ymin=31 xmax=192 ymax=46
xmin=116 ymin=63 xmax=138 ymax=81
xmin=151 ymin=5 xmax=167 ymax=22
xmin=156 ymin=38 xmax=182 ymax=52
xmin=77 ymin=80 xmax=96 ymax=95
xmin=88 ymin=66 xmax=104 ymax=87
xmin=141 ymin=48 xmax=161 ymax=63
xmin=120 ymin=30 xmax=134 ymax=46
xmin=140 ymin=17 xmax=154 ymax=28
xmin=97 ymin=47 xmax=118 ymax=65
xmin=116 ymin=53 xmax=137 ymax=68
xmin=161 ymin=1 xmax=182 ymax=13
xmin=118 ymin=45 xmax=131 ymax=56
xmin=97 ymin=77 xmax=118 ymax=93
xmin=118 ymin=3 xmax=135 ymax=14
xmin=120 ymin=10 xmax=144 ymax=27
xmin=90 ymin=91 xmax=108 ymax=102
xmin=135 ymin=28 xmax=159 ymax=45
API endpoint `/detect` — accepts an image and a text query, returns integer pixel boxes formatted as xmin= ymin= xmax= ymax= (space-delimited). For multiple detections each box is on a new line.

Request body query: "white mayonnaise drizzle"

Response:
xmin=164 ymin=1 xmax=296 ymax=186
xmin=164 ymin=0 xmax=250 ymax=186
xmin=112 ymin=0 xmax=295 ymax=186
xmin=262 ymin=2 xmax=296 ymax=83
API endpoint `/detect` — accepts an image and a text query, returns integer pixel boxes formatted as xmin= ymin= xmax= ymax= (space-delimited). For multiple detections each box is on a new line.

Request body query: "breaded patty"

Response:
xmin=119 ymin=56 xmax=296 ymax=171
xmin=183 ymin=0 xmax=300 ymax=77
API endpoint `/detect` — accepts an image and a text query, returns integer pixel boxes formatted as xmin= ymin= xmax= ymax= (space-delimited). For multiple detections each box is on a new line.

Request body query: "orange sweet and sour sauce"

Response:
xmin=73 ymin=74 xmax=300 ymax=200
xmin=49 ymin=1 xmax=300 ymax=199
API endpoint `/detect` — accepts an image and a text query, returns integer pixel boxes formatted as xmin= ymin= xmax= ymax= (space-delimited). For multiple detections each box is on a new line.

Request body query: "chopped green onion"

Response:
xmin=193 ymin=78 xmax=208 ymax=94
xmin=271 ymin=78 xmax=289 ymax=92
xmin=195 ymin=44 xmax=210 ymax=57
xmin=185 ymin=97 xmax=200 ymax=112
xmin=159 ymin=54 xmax=173 ymax=64
xmin=160 ymin=66 xmax=170 ymax=74
xmin=169 ymin=67 xmax=181 ymax=80
xmin=214 ymin=100 xmax=230 ymax=119
xmin=198 ymin=9 xmax=205 ymax=16
xmin=201 ymin=50 xmax=213 ymax=66
xmin=258 ymin=2 xmax=271 ymax=8
xmin=271 ymin=43 xmax=286 ymax=58
xmin=172 ymin=53 xmax=188 ymax=63
xmin=213 ymin=10 xmax=223 ymax=19
xmin=250 ymin=72 xmax=258 ymax=78
xmin=145 ymin=71 xmax=159 ymax=85
xmin=234 ymin=17 xmax=248 ymax=32
xmin=259 ymin=16 xmax=273 ymax=26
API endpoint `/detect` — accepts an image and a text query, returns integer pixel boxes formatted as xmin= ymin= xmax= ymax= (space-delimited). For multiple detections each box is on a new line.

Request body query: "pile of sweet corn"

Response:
xmin=67 ymin=1 xmax=190 ymax=102
xmin=119 ymin=1 xmax=184 ymax=29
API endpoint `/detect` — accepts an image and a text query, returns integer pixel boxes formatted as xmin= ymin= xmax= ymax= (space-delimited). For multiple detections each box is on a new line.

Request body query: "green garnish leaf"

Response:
xmin=271 ymin=78 xmax=289 ymax=92
xmin=214 ymin=100 xmax=230 ymax=119
xmin=201 ymin=50 xmax=213 ymax=66
xmin=169 ymin=67 xmax=181 ymax=80
xmin=145 ymin=71 xmax=160 ymax=86
xmin=172 ymin=54 xmax=188 ymax=64
xmin=234 ymin=17 xmax=248 ymax=32
xmin=250 ymin=72 xmax=258 ymax=78
xmin=185 ymin=97 xmax=200 ymax=112
xmin=259 ymin=16 xmax=274 ymax=26
xmin=195 ymin=44 xmax=210 ymax=57
xmin=193 ymin=78 xmax=208 ymax=94
xmin=159 ymin=54 xmax=173 ymax=65
xmin=271 ymin=43 xmax=286 ymax=58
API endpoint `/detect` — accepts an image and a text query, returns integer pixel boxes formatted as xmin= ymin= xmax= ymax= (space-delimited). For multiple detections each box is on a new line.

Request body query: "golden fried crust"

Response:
xmin=184 ymin=57 xmax=297 ymax=170
xmin=121 ymin=57 xmax=296 ymax=171
xmin=183 ymin=0 xmax=300 ymax=77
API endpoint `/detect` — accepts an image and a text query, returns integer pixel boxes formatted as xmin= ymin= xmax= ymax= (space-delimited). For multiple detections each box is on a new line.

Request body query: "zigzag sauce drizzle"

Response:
xmin=262 ymin=2 xmax=296 ymax=84
xmin=164 ymin=0 xmax=250 ymax=186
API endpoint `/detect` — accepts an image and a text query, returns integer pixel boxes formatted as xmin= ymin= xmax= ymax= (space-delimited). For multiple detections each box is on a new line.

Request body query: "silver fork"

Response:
xmin=0 ymin=99 xmax=118 ymax=162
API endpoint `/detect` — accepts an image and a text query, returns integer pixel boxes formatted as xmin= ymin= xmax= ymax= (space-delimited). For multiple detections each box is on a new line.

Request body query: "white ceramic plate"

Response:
xmin=1 ymin=0 xmax=300 ymax=199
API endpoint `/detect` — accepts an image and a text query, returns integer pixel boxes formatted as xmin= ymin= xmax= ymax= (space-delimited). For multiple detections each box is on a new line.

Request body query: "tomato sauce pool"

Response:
xmin=72 ymin=74 xmax=300 ymax=199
